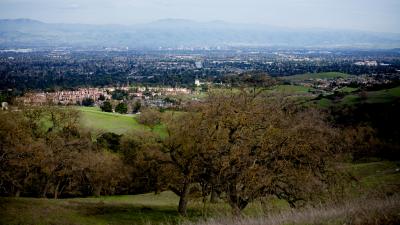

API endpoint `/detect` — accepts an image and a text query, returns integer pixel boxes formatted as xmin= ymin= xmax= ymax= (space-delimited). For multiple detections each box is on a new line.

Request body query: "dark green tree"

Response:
xmin=115 ymin=102 xmax=128 ymax=114
xmin=101 ymin=101 xmax=113 ymax=112
xmin=98 ymin=94 xmax=106 ymax=101
xmin=82 ymin=98 xmax=94 ymax=107
xmin=112 ymin=90 xmax=128 ymax=100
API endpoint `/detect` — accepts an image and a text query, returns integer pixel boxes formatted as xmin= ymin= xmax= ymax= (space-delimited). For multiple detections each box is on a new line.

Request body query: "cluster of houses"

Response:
xmin=296 ymin=75 xmax=392 ymax=94
xmin=17 ymin=88 xmax=111 ymax=105
xmin=17 ymin=86 xmax=192 ymax=107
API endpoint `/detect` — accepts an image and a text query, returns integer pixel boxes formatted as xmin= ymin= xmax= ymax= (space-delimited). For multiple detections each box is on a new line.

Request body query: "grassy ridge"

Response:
xmin=283 ymin=72 xmax=352 ymax=82
xmin=339 ymin=86 xmax=400 ymax=106
xmin=314 ymin=85 xmax=400 ymax=107
xmin=267 ymin=85 xmax=313 ymax=94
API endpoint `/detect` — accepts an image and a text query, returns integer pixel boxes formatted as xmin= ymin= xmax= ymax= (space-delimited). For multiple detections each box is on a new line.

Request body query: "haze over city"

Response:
xmin=0 ymin=0 xmax=399 ymax=33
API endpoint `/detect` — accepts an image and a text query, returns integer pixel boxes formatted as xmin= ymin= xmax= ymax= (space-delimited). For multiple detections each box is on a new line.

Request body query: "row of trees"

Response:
xmin=100 ymin=101 xmax=141 ymax=114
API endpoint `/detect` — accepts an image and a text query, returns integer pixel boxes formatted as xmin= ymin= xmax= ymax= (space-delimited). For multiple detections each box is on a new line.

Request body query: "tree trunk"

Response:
xmin=42 ymin=179 xmax=50 ymax=198
xmin=94 ymin=184 xmax=103 ymax=197
xmin=210 ymin=188 xmax=219 ymax=203
xmin=228 ymin=184 xmax=248 ymax=217
xmin=178 ymin=182 xmax=190 ymax=216
xmin=15 ymin=189 xmax=20 ymax=197
xmin=230 ymin=204 xmax=242 ymax=217
xmin=54 ymin=181 xmax=60 ymax=199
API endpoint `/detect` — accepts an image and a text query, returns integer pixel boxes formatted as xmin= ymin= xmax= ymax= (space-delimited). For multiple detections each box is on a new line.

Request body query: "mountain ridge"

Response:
xmin=0 ymin=18 xmax=399 ymax=49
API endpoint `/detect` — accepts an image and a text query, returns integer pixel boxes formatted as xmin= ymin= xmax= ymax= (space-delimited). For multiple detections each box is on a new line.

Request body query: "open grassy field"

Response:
xmin=267 ymin=85 xmax=313 ymax=94
xmin=338 ymin=85 xmax=400 ymax=106
xmin=282 ymin=72 xmax=353 ymax=82
xmin=77 ymin=107 xmax=167 ymax=137
xmin=313 ymin=85 xmax=400 ymax=107
xmin=1 ymin=160 xmax=398 ymax=225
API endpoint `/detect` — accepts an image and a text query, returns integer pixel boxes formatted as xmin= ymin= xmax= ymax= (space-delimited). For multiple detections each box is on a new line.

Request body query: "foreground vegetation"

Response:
xmin=1 ymin=160 xmax=399 ymax=225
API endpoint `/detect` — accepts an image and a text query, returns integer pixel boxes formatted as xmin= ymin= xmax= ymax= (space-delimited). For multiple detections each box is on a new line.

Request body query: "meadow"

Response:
xmin=282 ymin=72 xmax=353 ymax=82
xmin=315 ymin=85 xmax=400 ymax=107
xmin=77 ymin=107 xmax=167 ymax=137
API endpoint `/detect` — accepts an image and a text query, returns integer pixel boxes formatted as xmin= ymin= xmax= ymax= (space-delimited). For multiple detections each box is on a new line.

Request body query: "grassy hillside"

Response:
xmin=1 ymin=161 xmax=398 ymax=225
xmin=283 ymin=72 xmax=352 ymax=82
xmin=77 ymin=107 xmax=167 ymax=137
xmin=267 ymin=85 xmax=313 ymax=94
xmin=339 ymin=86 xmax=400 ymax=105
xmin=314 ymin=85 xmax=400 ymax=107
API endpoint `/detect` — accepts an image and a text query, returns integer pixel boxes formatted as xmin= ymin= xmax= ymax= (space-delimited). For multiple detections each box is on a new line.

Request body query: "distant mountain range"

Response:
xmin=0 ymin=18 xmax=399 ymax=49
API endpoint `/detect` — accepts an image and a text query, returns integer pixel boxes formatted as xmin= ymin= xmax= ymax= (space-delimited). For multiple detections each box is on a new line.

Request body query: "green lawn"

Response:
xmin=77 ymin=107 xmax=167 ymax=137
xmin=283 ymin=72 xmax=352 ymax=82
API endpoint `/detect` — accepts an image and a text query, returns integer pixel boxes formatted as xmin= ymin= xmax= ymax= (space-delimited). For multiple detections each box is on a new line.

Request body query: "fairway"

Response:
xmin=77 ymin=107 xmax=166 ymax=136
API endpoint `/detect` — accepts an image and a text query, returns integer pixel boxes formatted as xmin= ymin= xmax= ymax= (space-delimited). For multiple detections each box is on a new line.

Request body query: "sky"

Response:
xmin=0 ymin=0 xmax=399 ymax=33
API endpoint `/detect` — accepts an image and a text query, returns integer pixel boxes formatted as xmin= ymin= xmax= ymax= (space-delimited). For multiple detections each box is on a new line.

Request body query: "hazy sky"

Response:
xmin=0 ymin=0 xmax=399 ymax=33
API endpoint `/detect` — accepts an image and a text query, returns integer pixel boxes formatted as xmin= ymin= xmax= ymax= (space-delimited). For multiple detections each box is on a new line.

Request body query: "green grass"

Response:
xmin=348 ymin=161 xmax=400 ymax=189
xmin=266 ymin=85 xmax=313 ymax=94
xmin=317 ymin=98 xmax=333 ymax=108
xmin=0 ymin=192 xmax=187 ymax=225
xmin=365 ymin=86 xmax=400 ymax=104
xmin=77 ymin=107 xmax=167 ymax=137
xmin=283 ymin=72 xmax=352 ymax=82
xmin=337 ymin=86 xmax=400 ymax=106
xmin=313 ymin=86 xmax=400 ymax=107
